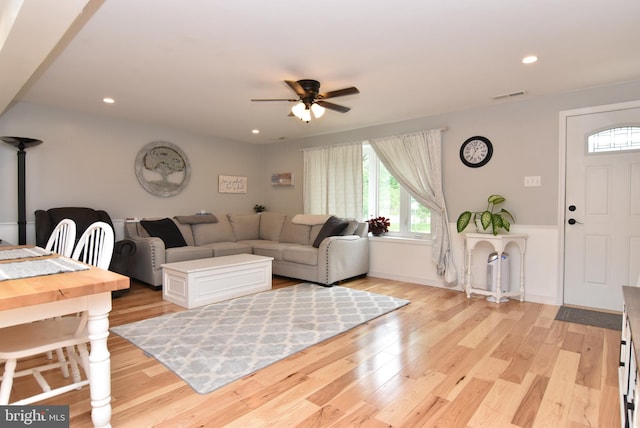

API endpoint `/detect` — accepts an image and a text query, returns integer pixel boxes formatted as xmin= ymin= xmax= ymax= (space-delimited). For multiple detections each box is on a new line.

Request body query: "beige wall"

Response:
xmin=3 ymin=81 xmax=639 ymax=232
xmin=0 ymin=102 xmax=267 ymax=231
xmin=263 ymin=80 xmax=640 ymax=227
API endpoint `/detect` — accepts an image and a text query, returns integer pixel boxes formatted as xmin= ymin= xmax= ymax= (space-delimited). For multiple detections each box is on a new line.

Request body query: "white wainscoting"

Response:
xmin=368 ymin=224 xmax=561 ymax=306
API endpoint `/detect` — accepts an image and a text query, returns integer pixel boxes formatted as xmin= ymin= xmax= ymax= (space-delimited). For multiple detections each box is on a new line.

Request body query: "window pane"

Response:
xmin=362 ymin=150 xmax=370 ymax=219
xmin=410 ymin=197 xmax=431 ymax=233
xmin=378 ymin=162 xmax=400 ymax=232
xmin=362 ymin=142 xmax=431 ymax=238
xmin=588 ymin=126 xmax=640 ymax=153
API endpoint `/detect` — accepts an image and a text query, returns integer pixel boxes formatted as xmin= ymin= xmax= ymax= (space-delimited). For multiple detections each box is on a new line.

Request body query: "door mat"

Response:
xmin=555 ymin=306 xmax=621 ymax=331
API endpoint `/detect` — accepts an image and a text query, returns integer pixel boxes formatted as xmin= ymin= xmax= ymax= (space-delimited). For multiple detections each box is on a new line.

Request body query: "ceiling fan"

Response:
xmin=251 ymin=79 xmax=359 ymax=122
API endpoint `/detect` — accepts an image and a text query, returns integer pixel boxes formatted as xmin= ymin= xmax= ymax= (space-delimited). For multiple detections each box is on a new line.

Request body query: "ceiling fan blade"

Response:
xmin=316 ymin=100 xmax=351 ymax=113
xmin=285 ymin=80 xmax=307 ymax=98
xmin=318 ymin=86 xmax=359 ymax=99
xmin=251 ymin=98 xmax=299 ymax=102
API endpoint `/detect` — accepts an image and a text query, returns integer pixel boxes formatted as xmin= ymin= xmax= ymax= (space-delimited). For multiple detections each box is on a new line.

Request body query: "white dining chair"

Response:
xmin=44 ymin=218 xmax=76 ymax=257
xmin=0 ymin=314 xmax=90 ymax=404
xmin=43 ymin=218 xmax=77 ymax=370
xmin=0 ymin=222 xmax=115 ymax=404
xmin=71 ymin=221 xmax=114 ymax=270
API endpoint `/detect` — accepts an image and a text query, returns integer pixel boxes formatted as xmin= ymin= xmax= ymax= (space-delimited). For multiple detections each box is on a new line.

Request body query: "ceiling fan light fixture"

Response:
xmin=311 ymin=103 xmax=325 ymax=119
xmin=291 ymin=102 xmax=311 ymax=122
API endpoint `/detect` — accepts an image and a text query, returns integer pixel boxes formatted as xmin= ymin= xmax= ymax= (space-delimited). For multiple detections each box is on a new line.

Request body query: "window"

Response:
xmin=363 ymin=144 xmax=431 ymax=238
xmin=587 ymin=126 xmax=640 ymax=153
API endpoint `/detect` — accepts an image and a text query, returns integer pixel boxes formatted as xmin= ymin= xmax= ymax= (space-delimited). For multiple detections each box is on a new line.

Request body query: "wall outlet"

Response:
xmin=524 ymin=176 xmax=541 ymax=187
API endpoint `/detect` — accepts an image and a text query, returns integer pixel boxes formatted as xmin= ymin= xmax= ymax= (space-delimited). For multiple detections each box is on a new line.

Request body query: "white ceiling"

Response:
xmin=2 ymin=0 xmax=640 ymax=144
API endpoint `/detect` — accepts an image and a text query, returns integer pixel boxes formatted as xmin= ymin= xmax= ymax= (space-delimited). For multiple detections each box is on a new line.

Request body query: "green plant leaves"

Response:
xmin=480 ymin=211 xmax=492 ymax=229
xmin=487 ymin=194 xmax=505 ymax=205
xmin=456 ymin=194 xmax=516 ymax=235
xmin=456 ymin=211 xmax=472 ymax=233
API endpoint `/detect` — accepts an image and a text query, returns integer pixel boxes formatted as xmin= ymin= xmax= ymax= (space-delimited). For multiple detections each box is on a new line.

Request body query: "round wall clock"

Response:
xmin=460 ymin=136 xmax=493 ymax=168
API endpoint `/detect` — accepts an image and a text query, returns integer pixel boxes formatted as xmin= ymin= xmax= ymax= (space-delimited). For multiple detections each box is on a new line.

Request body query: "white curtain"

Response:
xmin=303 ymin=143 xmax=363 ymax=219
xmin=369 ymin=129 xmax=457 ymax=283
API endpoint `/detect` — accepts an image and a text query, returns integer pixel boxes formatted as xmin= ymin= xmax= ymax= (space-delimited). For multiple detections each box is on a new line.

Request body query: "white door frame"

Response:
xmin=557 ymin=99 xmax=640 ymax=306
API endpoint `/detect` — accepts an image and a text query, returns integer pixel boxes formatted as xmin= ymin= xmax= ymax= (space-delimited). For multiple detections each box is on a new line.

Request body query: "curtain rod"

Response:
xmin=300 ymin=127 xmax=449 ymax=151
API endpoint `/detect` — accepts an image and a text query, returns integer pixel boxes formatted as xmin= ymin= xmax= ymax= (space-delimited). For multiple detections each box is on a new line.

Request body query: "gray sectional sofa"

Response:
xmin=123 ymin=212 xmax=370 ymax=289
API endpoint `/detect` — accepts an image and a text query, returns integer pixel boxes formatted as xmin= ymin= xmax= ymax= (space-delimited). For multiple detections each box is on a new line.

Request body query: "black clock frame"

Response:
xmin=460 ymin=136 xmax=493 ymax=168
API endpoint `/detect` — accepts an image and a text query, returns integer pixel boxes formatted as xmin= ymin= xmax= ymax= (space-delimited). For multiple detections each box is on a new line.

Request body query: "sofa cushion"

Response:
xmin=173 ymin=220 xmax=195 ymax=246
xmin=165 ymin=246 xmax=212 ymax=263
xmin=228 ymin=213 xmax=260 ymax=241
xmin=283 ymin=246 xmax=318 ymax=266
xmin=259 ymin=212 xmax=287 ymax=241
xmin=250 ymin=241 xmax=298 ymax=261
xmin=192 ymin=216 xmax=235 ymax=245
xmin=200 ymin=241 xmax=253 ymax=257
xmin=312 ymin=216 xmax=349 ymax=248
xmin=279 ymin=221 xmax=311 ymax=245
xmin=140 ymin=218 xmax=187 ymax=248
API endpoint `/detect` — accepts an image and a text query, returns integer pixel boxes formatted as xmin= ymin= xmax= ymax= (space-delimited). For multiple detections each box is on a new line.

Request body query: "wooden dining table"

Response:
xmin=0 ymin=245 xmax=129 ymax=428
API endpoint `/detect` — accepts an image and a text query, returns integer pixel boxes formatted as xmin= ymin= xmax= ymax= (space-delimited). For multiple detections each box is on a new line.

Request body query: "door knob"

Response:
xmin=568 ymin=218 xmax=583 ymax=225
xmin=568 ymin=205 xmax=576 ymax=211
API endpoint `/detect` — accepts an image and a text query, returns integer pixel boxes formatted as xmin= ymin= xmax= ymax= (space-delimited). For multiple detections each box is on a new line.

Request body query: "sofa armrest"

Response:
xmin=317 ymin=236 xmax=369 ymax=285
xmin=125 ymin=236 xmax=166 ymax=286
xmin=109 ymin=238 xmax=136 ymax=275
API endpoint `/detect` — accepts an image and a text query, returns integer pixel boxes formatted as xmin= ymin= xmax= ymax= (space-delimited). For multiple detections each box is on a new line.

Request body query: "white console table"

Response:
xmin=463 ymin=233 xmax=528 ymax=303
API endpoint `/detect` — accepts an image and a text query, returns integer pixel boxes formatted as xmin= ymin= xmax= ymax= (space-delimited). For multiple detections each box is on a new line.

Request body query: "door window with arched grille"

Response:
xmin=587 ymin=126 xmax=640 ymax=153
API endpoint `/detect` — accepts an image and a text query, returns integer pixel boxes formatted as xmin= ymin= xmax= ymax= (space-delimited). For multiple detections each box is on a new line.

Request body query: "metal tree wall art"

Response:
xmin=135 ymin=141 xmax=191 ymax=197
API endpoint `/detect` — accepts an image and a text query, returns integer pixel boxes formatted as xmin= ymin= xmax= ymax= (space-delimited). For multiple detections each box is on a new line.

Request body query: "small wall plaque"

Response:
xmin=271 ymin=172 xmax=294 ymax=187
xmin=218 ymin=175 xmax=247 ymax=193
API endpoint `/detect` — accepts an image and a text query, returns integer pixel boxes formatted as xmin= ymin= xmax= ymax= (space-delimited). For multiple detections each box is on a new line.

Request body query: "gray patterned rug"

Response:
xmin=111 ymin=283 xmax=409 ymax=394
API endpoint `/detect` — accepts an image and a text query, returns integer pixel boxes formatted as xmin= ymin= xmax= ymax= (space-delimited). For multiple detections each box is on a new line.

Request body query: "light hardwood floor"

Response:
xmin=8 ymin=277 xmax=621 ymax=427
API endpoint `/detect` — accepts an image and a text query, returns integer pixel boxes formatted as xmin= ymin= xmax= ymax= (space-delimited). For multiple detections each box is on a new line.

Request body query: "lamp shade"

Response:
xmin=311 ymin=103 xmax=325 ymax=118
xmin=291 ymin=102 xmax=311 ymax=122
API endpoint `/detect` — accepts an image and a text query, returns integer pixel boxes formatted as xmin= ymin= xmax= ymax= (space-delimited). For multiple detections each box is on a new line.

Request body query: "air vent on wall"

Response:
xmin=492 ymin=90 xmax=527 ymax=100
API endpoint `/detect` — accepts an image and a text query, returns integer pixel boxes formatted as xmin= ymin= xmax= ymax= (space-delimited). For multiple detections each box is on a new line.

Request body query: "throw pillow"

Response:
xmin=140 ymin=218 xmax=187 ymax=248
xmin=312 ymin=216 xmax=349 ymax=248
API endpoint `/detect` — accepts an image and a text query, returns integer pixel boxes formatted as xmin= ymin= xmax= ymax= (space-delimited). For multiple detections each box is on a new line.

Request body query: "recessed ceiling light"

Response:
xmin=102 ymin=97 xmax=115 ymax=104
xmin=522 ymin=55 xmax=538 ymax=64
xmin=252 ymin=129 xmax=260 ymax=134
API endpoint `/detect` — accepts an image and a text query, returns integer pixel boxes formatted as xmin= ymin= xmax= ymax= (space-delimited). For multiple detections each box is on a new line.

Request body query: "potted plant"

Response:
xmin=456 ymin=194 xmax=515 ymax=236
xmin=367 ymin=216 xmax=391 ymax=236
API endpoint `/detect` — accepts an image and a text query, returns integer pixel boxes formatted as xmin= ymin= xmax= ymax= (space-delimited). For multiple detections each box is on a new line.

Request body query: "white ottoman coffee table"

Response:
xmin=161 ymin=254 xmax=273 ymax=309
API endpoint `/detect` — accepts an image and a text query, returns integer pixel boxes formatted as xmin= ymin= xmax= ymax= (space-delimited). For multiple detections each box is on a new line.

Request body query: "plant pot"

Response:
xmin=369 ymin=226 xmax=387 ymax=236
xmin=474 ymin=218 xmax=493 ymax=234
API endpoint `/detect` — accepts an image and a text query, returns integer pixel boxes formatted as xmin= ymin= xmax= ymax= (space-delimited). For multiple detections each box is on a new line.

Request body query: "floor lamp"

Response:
xmin=1 ymin=136 xmax=43 ymax=245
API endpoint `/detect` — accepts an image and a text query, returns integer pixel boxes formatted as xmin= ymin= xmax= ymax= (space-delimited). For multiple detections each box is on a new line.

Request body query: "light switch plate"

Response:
xmin=524 ymin=176 xmax=541 ymax=187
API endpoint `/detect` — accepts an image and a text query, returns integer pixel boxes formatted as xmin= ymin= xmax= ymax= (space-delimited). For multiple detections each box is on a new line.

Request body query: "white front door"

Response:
xmin=564 ymin=104 xmax=640 ymax=311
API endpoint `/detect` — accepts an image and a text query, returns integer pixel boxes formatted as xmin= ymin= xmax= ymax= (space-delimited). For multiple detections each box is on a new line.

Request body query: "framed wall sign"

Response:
xmin=218 ymin=175 xmax=247 ymax=193
xmin=271 ymin=172 xmax=294 ymax=187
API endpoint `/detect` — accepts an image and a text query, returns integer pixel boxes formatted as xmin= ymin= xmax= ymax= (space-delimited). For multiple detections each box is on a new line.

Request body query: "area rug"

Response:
xmin=555 ymin=306 xmax=622 ymax=331
xmin=111 ymin=283 xmax=409 ymax=394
